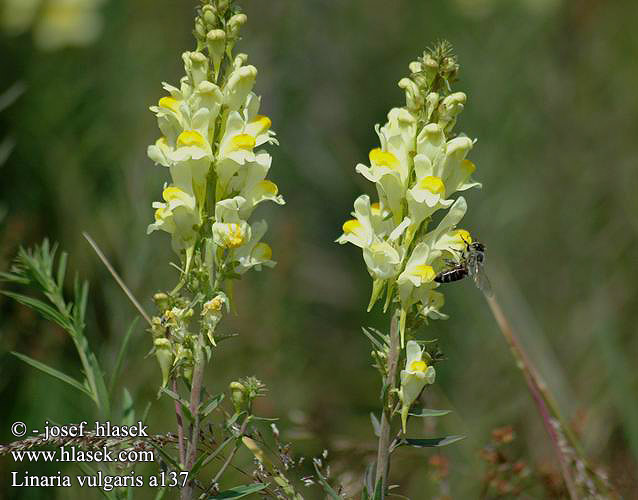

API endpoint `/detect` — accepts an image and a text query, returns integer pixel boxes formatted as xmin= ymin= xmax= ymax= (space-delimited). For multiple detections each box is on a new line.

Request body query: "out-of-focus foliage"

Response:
xmin=1 ymin=0 xmax=637 ymax=498
xmin=1 ymin=0 xmax=105 ymax=51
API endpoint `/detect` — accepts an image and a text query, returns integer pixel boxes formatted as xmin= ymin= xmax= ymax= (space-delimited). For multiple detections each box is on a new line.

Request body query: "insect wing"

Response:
xmin=473 ymin=266 xmax=493 ymax=296
xmin=467 ymin=256 xmax=492 ymax=296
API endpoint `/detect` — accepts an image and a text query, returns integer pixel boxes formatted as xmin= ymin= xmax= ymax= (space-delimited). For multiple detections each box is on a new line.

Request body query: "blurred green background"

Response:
xmin=1 ymin=0 xmax=637 ymax=498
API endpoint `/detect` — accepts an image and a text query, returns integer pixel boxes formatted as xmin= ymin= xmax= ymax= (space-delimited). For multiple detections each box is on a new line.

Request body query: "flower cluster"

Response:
xmin=338 ymin=43 xmax=481 ymax=424
xmin=146 ymin=0 xmax=283 ymax=383
xmin=147 ymin=0 xmax=283 ymax=274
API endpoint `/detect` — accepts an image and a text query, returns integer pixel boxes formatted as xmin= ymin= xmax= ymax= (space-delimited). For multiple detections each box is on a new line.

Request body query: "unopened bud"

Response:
xmin=233 ymin=53 xmax=248 ymax=69
xmin=207 ymin=29 xmax=226 ymax=80
xmin=195 ymin=18 xmax=207 ymax=40
xmin=408 ymin=60 xmax=423 ymax=74
xmin=230 ymin=381 xmax=246 ymax=411
xmin=398 ymin=77 xmax=423 ymax=113
xmin=228 ymin=13 xmax=247 ymax=37
xmin=202 ymin=5 xmax=217 ymax=27
xmin=216 ymin=0 xmax=229 ymax=15
xmin=425 ymin=92 xmax=439 ymax=121
xmin=153 ymin=292 xmax=169 ymax=311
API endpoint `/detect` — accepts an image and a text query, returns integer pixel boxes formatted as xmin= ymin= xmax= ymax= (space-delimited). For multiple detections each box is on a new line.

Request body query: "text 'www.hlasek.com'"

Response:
xmin=7 ymin=420 xmax=187 ymax=491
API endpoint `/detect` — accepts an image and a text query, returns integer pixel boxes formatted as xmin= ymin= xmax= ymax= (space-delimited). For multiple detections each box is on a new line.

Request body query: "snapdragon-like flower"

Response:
xmin=147 ymin=1 xmax=284 ymax=271
xmin=338 ymin=44 xmax=481 ymax=345
xmin=339 ymin=44 xmax=484 ymax=441
xmin=399 ymin=341 xmax=435 ymax=432
xmin=147 ymin=0 xmax=284 ymax=383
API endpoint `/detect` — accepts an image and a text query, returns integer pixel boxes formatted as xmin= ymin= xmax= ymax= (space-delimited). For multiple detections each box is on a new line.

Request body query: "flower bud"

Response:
xmin=227 ymin=13 xmax=247 ymax=38
xmin=438 ymin=92 xmax=466 ymax=132
xmin=216 ymin=0 xmax=229 ymax=15
xmin=230 ymin=381 xmax=246 ymax=411
xmin=154 ymin=338 xmax=173 ymax=387
xmin=207 ymin=29 xmax=226 ymax=80
xmin=194 ymin=18 xmax=207 ymax=40
xmin=233 ymin=53 xmax=248 ymax=69
xmin=153 ymin=292 xmax=170 ymax=311
xmin=202 ymin=5 xmax=217 ymax=27
xmin=422 ymin=53 xmax=439 ymax=86
xmin=409 ymin=60 xmax=423 ymax=74
xmin=398 ymin=77 xmax=424 ymax=113
xmin=425 ymin=92 xmax=439 ymax=121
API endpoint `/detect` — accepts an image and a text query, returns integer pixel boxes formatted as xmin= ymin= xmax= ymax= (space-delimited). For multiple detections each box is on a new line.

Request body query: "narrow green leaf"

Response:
xmin=208 ymin=483 xmax=268 ymax=499
xmin=408 ymin=408 xmax=451 ymax=418
xmin=363 ymin=462 xmax=375 ymax=498
xmin=0 ymin=271 xmax=30 ymax=285
xmin=248 ymin=415 xmax=279 ymax=422
xmin=192 ymin=436 xmax=234 ymax=476
xmin=1 ymin=291 xmax=69 ymax=330
xmin=122 ymin=388 xmax=135 ymax=427
xmin=12 ymin=351 xmax=94 ymax=400
xmin=151 ymin=444 xmax=180 ymax=470
xmin=160 ymin=387 xmax=194 ymax=422
xmin=361 ymin=327 xmax=388 ymax=349
xmin=56 ymin=252 xmax=68 ymax=289
xmin=200 ymin=393 xmax=225 ymax=418
xmin=153 ymin=487 xmax=167 ymax=500
xmin=109 ymin=317 xmax=139 ymax=395
xmin=372 ymin=478 xmax=383 ymax=500
xmin=394 ymin=435 xmax=465 ymax=450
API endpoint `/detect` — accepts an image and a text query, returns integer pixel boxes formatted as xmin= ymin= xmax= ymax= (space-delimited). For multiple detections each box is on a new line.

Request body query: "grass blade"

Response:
xmin=83 ymin=232 xmax=152 ymax=326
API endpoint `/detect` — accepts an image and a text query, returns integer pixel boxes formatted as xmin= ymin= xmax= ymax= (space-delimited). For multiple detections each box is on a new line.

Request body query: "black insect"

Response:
xmin=434 ymin=239 xmax=492 ymax=296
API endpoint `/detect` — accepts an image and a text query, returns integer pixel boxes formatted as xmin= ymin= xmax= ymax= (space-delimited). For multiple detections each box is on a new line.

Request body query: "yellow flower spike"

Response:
xmin=177 ymin=130 xmax=207 ymax=148
xmin=369 ymin=148 xmax=400 ymax=169
xmin=158 ymin=96 xmax=180 ymax=113
xmin=419 ymin=175 xmax=445 ymax=194
xmin=412 ymin=264 xmax=436 ymax=283
xmin=229 ymin=133 xmax=256 ymax=151
xmin=253 ymin=242 xmax=273 ymax=261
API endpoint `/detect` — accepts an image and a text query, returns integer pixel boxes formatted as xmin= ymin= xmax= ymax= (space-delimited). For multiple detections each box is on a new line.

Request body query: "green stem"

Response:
xmin=375 ymin=309 xmax=401 ymax=497
xmin=181 ymin=333 xmax=206 ymax=500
